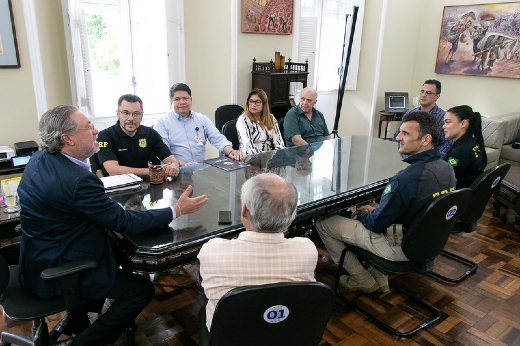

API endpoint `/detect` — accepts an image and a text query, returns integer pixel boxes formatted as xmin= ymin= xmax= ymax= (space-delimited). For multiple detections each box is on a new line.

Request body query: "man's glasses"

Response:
xmin=248 ymin=100 xmax=262 ymax=105
xmin=118 ymin=110 xmax=143 ymax=118
xmin=77 ymin=124 xmax=95 ymax=132
xmin=419 ymin=90 xmax=439 ymax=96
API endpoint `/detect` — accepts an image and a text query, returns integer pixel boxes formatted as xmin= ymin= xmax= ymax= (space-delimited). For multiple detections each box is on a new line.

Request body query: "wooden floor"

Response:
xmin=3 ymin=202 xmax=520 ymax=345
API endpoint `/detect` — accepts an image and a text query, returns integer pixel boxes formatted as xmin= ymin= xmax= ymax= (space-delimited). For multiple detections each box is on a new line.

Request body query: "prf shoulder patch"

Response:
xmin=447 ymin=157 xmax=459 ymax=167
xmin=139 ymin=139 xmax=147 ymax=148
xmin=382 ymin=180 xmax=398 ymax=197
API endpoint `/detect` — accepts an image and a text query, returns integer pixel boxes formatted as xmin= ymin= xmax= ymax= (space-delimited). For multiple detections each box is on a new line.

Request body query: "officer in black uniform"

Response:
xmin=97 ymin=94 xmax=182 ymax=177
xmin=442 ymin=105 xmax=487 ymax=189
xmin=316 ymin=111 xmax=456 ymax=293
xmin=443 ymin=133 xmax=485 ymax=188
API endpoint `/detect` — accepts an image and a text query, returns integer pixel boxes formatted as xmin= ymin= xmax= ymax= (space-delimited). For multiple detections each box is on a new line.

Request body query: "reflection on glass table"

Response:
xmin=109 ymin=136 xmax=409 ymax=272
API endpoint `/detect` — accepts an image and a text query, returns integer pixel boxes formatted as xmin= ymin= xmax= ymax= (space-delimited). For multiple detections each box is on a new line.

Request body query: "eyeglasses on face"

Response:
xmin=419 ymin=90 xmax=439 ymax=96
xmin=248 ymin=99 xmax=262 ymax=105
xmin=76 ymin=124 xmax=96 ymax=131
xmin=172 ymin=97 xmax=191 ymax=103
xmin=118 ymin=110 xmax=143 ymax=118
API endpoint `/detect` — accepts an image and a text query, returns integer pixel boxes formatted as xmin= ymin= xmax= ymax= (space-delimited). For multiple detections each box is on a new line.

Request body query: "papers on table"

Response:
xmin=100 ymin=174 xmax=142 ymax=193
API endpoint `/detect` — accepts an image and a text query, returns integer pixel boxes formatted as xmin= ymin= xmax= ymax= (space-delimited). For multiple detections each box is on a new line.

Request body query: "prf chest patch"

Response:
xmin=472 ymin=145 xmax=480 ymax=158
xmin=139 ymin=138 xmax=147 ymax=148
xmin=447 ymin=157 xmax=459 ymax=167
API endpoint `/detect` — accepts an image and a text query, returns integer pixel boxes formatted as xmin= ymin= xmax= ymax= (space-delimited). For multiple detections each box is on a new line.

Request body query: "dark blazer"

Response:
xmin=18 ymin=151 xmax=173 ymax=299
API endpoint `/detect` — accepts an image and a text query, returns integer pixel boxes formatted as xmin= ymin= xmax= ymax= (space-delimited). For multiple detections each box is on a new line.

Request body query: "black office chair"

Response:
xmin=198 ymin=282 xmax=334 ymax=346
xmin=429 ymin=163 xmax=511 ymax=283
xmin=221 ymin=118 xmax=240 ymax=151
xmin=0 ymin=244 xmax=98 ymax=346
xmin=277 ymin=117 xmax=286 ymax=146
xmin=89 ymin=152 xmax=104 ymax=177
xmin=215 ymin=105 xmax=244 ymax=133
xmin=335 ymin=188 xmax=472 ymax=338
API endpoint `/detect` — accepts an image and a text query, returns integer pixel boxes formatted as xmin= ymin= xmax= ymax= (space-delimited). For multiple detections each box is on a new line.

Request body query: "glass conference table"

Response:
xmin=108 ymin=136 xmax=409 ymax=273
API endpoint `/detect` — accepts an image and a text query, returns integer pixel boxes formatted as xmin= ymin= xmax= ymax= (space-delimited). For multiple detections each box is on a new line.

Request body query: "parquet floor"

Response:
xmin=3 ymin=202 xmax=520 ymax=345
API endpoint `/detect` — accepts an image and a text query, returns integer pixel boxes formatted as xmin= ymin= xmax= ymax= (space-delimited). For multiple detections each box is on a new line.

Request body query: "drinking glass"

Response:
xmin=3 ymin=192 xmax=20 ymax=213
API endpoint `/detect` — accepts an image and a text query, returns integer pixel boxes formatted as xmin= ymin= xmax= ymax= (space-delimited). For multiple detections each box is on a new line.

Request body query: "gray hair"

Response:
xmin=241 ymin=173 xmax=298 ymax=233
xmin=39 ymin=105 xmax=78 ymax=154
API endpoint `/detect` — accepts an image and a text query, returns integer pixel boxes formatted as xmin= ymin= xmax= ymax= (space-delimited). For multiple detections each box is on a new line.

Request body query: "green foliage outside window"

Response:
xmin=86 ymin=14 xmax=120 ymax=77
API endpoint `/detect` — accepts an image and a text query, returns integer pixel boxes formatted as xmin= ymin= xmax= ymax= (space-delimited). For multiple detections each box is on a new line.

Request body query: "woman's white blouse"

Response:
xmin=236 ymin=113 xmax=285 ymax=156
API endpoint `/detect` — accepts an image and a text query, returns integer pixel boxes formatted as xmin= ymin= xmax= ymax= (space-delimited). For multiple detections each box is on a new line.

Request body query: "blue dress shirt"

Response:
xmin=154 ymin=110 xmax=232 ymax=163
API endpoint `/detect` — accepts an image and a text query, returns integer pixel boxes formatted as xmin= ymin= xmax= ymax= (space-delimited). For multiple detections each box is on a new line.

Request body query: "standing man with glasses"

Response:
xmin=392 ymin=79 xmax=453 ymax=155
xmin=154 ymin=83 xmax=243 ymax=164
xmin=284 ymin=87 xmax=331 ymax=147
xmin=97 ymin=94 xmax=183 ymax=177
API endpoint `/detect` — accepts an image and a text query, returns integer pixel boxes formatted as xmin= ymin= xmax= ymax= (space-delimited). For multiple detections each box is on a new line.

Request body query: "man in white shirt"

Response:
xmin=198 ymin=173 xmax=318 ymax=331
xmin=154 ymin=83 xmax=243 ymax=163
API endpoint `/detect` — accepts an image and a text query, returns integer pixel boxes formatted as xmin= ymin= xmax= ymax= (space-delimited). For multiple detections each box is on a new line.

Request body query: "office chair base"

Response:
xmin=334 ymin=249 xmax=441 ymax=339
xmin=428 ymin=250 xmax=478 ymax=284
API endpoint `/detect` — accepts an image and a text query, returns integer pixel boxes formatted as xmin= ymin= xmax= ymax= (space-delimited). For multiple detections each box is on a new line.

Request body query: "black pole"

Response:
xmin=331 ymin=6 xmax=359 ymax=138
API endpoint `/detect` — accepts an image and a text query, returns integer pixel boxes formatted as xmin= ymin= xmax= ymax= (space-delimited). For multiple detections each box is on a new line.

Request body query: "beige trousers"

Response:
xmin=316 ymin=214 xmax=408 ymax=275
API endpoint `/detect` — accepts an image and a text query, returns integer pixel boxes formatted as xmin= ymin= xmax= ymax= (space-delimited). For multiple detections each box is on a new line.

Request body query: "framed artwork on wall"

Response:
xmin=242 ymin=0 xmax=294 ymax=34
xmin=0 ymin=0 xmax=20 ymax=68
xmin=434 ymin=2 xmax=520 ymax=79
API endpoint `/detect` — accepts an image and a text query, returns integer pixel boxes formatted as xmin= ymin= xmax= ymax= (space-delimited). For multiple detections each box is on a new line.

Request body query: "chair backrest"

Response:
xmin=278 ymin=117 xmax=285 ymax=146
xmin=460 ymin=163 xmax=511 ymax=224
xmin=222 ymin=118 xmax=240 ymax=150
xmin=0 ymin=254 xmax=10 ymax=296
xmin=208 ymin=282 xmax=334 ymax=346
xmin=402 ymin=189 xmax=472 ymax=262
xmin=89 ymin=152 xmax=104 ymax=176
xmin=215 ymin=105 xmax=244 ymax=133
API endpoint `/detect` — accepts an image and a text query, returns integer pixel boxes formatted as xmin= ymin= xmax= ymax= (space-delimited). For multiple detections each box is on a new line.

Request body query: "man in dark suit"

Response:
xmin=18 ymin=105 xmax=208 ymax=346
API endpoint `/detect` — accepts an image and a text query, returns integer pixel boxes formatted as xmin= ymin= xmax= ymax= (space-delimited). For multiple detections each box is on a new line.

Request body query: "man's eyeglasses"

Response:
xmin=77 ymin=124 xmax=95 ymax=131
xmin=419 ymin=90 xmax=440 ymax=96
xmin=118 ymin=110 xmax=143 ymax=118
xmin=172 ymin=97 xmax=191 ymax=103
xmin=248 ymin=100 xmax=262 ymax=105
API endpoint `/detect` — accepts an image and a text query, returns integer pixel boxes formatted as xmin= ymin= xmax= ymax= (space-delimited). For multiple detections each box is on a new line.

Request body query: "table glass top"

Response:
xmin=115 ymin=136 xmax=408 ymax=251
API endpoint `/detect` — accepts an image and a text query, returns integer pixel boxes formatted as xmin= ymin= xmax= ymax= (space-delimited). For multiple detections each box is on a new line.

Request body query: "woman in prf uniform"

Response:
xmin=442 ymin=105 xmax=487 ymax=189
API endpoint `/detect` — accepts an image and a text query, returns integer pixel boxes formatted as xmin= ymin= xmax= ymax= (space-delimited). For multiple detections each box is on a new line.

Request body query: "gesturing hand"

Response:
xmin=175 ymin=185 xmax=208 ymax=216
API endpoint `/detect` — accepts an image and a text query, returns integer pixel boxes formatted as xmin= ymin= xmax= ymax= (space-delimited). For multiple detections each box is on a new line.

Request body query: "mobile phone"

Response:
xmin=218 ymin=211 xmax=232 ymax=225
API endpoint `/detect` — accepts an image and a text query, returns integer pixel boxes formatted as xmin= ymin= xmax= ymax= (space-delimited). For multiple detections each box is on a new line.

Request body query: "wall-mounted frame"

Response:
xmin=0 ymin=0 xmax=20 ymax=68
xmin=242 ymin=0 xmax=293 ymax=34
xmin=434 ymin=2 xmax=520 ymax=79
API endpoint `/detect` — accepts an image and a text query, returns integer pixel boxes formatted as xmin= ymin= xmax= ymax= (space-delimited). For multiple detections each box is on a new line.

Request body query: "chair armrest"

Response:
xmin=40 ymin=260 xmax=98 ymax=280
xmin=40 ymin=260 xmax=98 ymax=310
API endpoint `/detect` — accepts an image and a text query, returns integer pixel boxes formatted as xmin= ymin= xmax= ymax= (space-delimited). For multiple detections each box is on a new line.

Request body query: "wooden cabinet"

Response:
xmin=251 ymin=58 xmax=309 ymax=119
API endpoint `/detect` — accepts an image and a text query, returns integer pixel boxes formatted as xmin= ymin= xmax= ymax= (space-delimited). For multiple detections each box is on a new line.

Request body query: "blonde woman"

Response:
xmin=236 ymin=88 xmax=285 ymax=156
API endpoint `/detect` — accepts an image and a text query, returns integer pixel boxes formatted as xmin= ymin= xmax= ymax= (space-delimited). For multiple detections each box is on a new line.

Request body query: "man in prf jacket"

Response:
xmin=317 ymin=112 xmax=456 ymax=293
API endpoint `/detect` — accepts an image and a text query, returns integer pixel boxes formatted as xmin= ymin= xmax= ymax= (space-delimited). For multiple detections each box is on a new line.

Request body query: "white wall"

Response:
xmin=2 ymin=0 xmax=517 ymax=149
xmin=0 ymin=0 xmax=71 ymax=148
